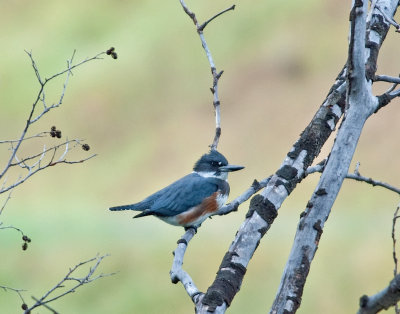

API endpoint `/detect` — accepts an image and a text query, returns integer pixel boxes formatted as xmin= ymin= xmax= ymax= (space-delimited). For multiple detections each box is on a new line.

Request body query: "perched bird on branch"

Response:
xmin=109 ymin=150 xmax=244 ymax=228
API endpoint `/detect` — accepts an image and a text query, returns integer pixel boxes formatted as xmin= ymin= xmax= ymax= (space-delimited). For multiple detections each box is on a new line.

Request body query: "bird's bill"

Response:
xmin=219 ymin=164 xmax=245 ymax=172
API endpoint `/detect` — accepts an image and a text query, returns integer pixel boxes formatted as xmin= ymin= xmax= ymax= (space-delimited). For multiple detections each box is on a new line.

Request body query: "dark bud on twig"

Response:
xmin=82 ymin=144 xmax=90 ymax=151
xmin=55 ymin=130 xmax=62 ymax=138
xmin=111 ymin=52 xmax=118 ymax=59
xmin=22 ymin=235 xmax=31 ymax=243
xmin=50 ymin=126 xmax=57 ymax=137
xmin=106 ymin=47 xmax=115 ymax=55
xmin=21 ymin=304 xmax=28 ymax=310
xmin=22 ymin=242 xmax=28 ymax=251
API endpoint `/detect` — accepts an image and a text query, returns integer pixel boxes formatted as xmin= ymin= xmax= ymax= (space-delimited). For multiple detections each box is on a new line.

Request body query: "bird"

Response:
xmin=109 ymin=150 xmax=244 ymax=228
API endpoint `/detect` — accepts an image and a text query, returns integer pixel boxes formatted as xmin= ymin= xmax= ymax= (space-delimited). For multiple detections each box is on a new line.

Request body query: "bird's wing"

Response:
xmin=148 ymin=173 xmax=219 ymax=217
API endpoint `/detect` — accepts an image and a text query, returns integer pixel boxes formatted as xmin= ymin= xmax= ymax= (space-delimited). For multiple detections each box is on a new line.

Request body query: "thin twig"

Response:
xmin=0 ymin=132 xmax=48 ymax=144
xmin=306 ymin=163 xmax=400 ymax=195
xmin=198 ymin=5 xmax=236 ymax=31
xmin=26 ymin=254 xmax=114 ymax=313
xmin=393 ymin=205 xmax=400 ymax=313
xmin=179 ymin=0 xmax=235 ymax=150
xmin=216 ymin=176 xmax=271 ymax=216
xmin=0 ymin=223 xmax=25 ymax=237
xmin=0 ymin=151 xmax=96 ymax=195
xmin=8 ymin=139 xmax=85 ymax=167
xmin=0 ymin=191 xmax=12 ymax=215
xmin=31 ymin=296 xmax=59 ymax=314
xmin=0 ymin=285 xmax=26 ymax=305
xmin=0 ymin=50 xmax=104 ymax=182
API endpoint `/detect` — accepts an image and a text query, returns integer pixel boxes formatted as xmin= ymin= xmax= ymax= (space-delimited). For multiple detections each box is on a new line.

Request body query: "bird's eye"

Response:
xmin=211 ymin=161 xmax=219 ymax=167
xmin=218 ymin=162 xmax=222 ymax=166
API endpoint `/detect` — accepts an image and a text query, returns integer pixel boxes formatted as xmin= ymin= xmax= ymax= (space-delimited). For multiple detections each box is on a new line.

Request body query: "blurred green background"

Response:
xmin=1 ymin=1 xmax=400 ymax=313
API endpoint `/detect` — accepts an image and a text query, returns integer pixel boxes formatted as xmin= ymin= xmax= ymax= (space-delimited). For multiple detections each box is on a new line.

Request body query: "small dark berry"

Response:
xmin=22 ymin=242 xmax=28 ymax=251
xmin=22 ymin=235 xmax=28 ymax=242
xmin=21 ymin=304 xmax=28 ymax=310
xmin=55 ymin=130 xmax=62 ymax=138
xmin=51 ymin=126 xmax=57 ymax=131
xmin=50 ymin=131 xmax=56 ymax=137
xmin=106 ymin=47 xmax=115 ymax=55
xmin=111 ymin=52 xmax=118 ymax=59
xmin=82 ymin=144 xmax=90 ymax=151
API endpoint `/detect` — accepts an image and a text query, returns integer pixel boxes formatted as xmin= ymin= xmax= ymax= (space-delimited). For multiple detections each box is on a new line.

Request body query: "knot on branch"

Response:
xmin=313 ymin=219 xmax=323 ymax=245
xmin=359 ymin=294 xmax=369 ymax=308
xmin=276 ymin=165 xmax=298 ymax=181
xmin=376 ymin=93 xmax=391 ymax=112
xmin=246 ymin=195 xmax=277 ymax=225
xmin=370 ymin=14 xmax=390 ymax=38
xmin=251 ymin=179 xmax=261 ymax=190
xmin=202 ymin=252 xmax=246 ymax=310
xmin=276 ymin=165 xmax=299 ymax=193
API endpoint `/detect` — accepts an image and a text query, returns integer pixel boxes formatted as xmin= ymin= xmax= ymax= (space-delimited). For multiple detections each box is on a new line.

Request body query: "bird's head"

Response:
xmin=193 ymin=150 xmax=244 ymax=180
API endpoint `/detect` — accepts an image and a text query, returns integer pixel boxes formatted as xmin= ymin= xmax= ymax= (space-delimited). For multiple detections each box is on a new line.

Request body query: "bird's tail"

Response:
xmin=109 ymin=203 xmax=146 ymax=211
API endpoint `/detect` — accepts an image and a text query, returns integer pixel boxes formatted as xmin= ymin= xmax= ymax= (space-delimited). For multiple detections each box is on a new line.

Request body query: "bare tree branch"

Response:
xmin=375 ymin=74 xmax=400 ymax=84
xmin=31 ymin=297 xmax=59 ymax=314
xmin=0 ymin=191 xmax=12 ymax=216
xmin=179 ymin=0 xmax=235 ymax=150
xmin=0 ymin=50 xmax=104 ymax=185
xmin=0 ymin=132 xmax=48 ymax=144
xmin=0 ymin=141 xmax=96 ymax=195
xmin=170 ymin=228 xmax=201 ymax=301
xmin=216 ymin=176 xmax=271 ymax=216
xmin=270 ymin=1 xmax=394 ymax=312
xmin=307 ymin=162 xmax=400 ymax=195
xmin=0 ymin=285 xmax=26 ymax=306
xmin=25 ymin=254 xmax=114 ymax=313
xmin=0 ymin=48 xmax=113 ymax=312
xmin=358 ymin=274 xmax=400 ymax=314
xmin=198 ymin=5 xmax=236 ymax=32
xmin=392 ymin=205 xmax=400 ymax=313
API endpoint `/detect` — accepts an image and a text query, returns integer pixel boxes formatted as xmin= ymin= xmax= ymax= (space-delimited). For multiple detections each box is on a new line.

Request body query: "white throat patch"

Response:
xmin=195 ymin=171 xmax=228 ymax=181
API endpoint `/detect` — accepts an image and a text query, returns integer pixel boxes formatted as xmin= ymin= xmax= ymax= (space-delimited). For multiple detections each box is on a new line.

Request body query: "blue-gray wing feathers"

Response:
xmin=109 ymin=173 xmax=225 ymax=217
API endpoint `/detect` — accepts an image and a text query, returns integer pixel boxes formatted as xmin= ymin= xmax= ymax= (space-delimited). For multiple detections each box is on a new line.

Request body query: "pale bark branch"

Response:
xmin=179 ymin=0 xmax=235 ymax=150
xmin=216 ymin=176 xmax=271 ymax=216
xmin=170 ymin=228 xmax=202 ymax=302
xmin=358 ymin=274 xmax=400 ymax=314
xmin=375 ymin=75 xmax=400 ymax=84
xmin=270 ymin=1 xmax=392 ymax=312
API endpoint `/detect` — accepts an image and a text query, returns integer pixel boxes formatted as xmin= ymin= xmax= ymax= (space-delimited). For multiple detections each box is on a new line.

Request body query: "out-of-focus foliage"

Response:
xmin=0 ymin=1 xmax=400 ymax=313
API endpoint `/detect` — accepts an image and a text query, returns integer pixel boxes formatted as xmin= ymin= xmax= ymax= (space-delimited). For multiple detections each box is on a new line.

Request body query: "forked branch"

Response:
xmin=179 ymin=0 xmax=235 ymax=150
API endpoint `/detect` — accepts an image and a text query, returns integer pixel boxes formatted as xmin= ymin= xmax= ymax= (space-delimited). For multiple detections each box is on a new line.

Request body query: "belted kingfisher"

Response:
xmin=109 ymin=150 xmax=244 ymax=228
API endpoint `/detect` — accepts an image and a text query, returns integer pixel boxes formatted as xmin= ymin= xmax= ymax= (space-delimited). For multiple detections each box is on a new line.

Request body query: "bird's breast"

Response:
xmin=174 ymin=191 xmax=228 ymax=227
